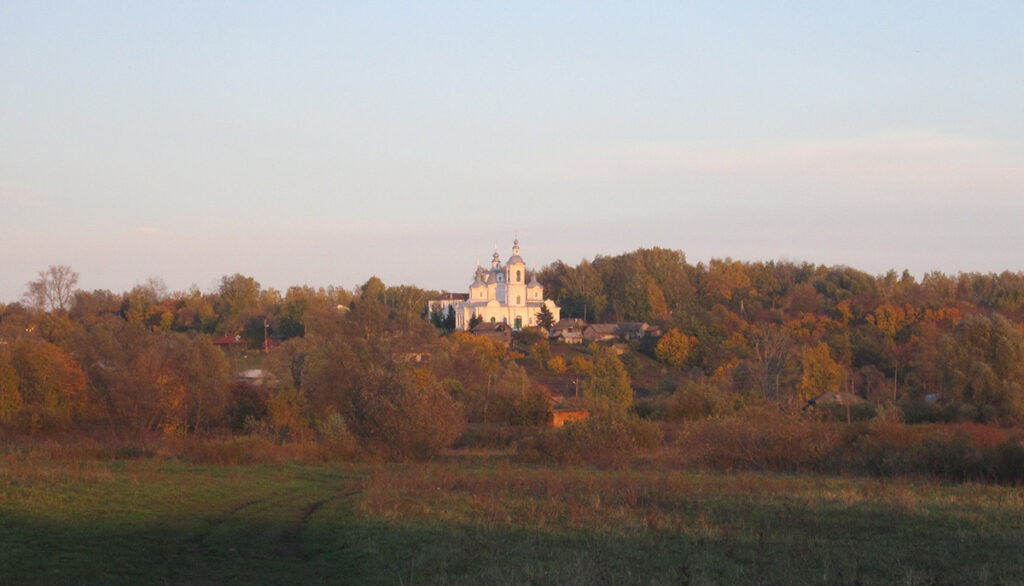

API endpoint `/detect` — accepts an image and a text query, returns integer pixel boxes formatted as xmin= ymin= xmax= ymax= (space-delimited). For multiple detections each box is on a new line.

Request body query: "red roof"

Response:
xmin=212 ymin=335 xmax=247 ymax=346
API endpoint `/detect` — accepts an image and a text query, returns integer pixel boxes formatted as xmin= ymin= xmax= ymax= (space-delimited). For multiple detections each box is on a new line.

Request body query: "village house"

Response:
xmin=583 ymin=323 xmax=620 ymax=342
xmin=550 ymin=318 xmax=587 ymax=344
xmin=470 ymin=321 xmax=513 ymax=345
xmin=582 ymin=322 xmax=662 ymax=343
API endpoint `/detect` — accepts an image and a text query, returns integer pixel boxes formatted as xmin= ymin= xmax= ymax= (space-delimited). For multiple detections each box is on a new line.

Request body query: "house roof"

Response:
xmin=472 ymin=321 xmax=511 ymax=333
xmin=552 ymin=318 xmax=587 ymax=331
xmin=433 ymin=293 xmax=469 ymax=301
xmin=212 ymin=335 xmax=246 ymax=346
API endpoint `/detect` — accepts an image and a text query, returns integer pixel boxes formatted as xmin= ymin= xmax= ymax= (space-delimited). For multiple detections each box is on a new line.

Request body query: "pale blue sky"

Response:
xmin=2 ymin=2 xmax=1022 ymax=302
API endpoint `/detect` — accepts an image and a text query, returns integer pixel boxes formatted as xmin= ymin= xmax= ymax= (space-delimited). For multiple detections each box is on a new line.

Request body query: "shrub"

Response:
xmin=526 ymin=412 xmax=662 ymax=468
xmin=989 ymin=440 xmax=1024 ymax=484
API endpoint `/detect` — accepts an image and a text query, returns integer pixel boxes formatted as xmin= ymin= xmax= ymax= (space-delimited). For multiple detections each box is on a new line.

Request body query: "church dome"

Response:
xmin=508 ymin=238 xmax=524 ymax=265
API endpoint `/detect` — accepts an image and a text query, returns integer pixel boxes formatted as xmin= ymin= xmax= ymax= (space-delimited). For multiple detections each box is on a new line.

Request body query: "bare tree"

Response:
xmin=24 ymin=265 xmax=79 ymax=313
xmin=751 ymin=323 xmax=793 ymax=403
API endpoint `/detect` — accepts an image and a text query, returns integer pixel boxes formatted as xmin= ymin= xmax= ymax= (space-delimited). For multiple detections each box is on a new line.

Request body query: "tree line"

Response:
xmin=4 ymin=250 xmax=1024 ymax=458
xmin=539 ymin=248 xmax=1024 ymax=422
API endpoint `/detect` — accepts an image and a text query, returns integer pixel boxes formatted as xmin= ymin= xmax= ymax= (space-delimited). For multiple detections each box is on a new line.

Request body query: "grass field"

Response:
xmin=2 ymin=456 xmax=1024 ymax=585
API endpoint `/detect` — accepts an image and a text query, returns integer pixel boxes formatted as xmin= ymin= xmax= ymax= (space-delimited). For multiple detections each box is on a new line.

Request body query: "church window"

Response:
xmin=490 ymin=317 xmax=496 ymax=323
xmin=516 ymin=295 xmax=521 ymax=304
xmin=516 ymin=270 xmax=521 ymax=282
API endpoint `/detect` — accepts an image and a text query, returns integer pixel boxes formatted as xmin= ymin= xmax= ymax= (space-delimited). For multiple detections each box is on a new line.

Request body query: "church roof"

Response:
xmin=507 ymin=238 xmax=525 ymax=265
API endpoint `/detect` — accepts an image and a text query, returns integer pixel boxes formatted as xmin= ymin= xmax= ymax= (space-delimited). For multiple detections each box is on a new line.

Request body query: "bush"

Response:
xmin=989 ymin=440 xmax=1024 ymax=484
xmin=524 ymin=412 xmax=662 ymax=468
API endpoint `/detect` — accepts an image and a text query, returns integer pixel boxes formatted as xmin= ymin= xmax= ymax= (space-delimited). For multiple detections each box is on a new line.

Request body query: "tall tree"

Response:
xmin=799 ymin=342 xmax=843 ymax=401
xmin=24 ymin=265 xmax=79 ymax=313
xmin=942 ymin=313 xmax=1024 ymax=422
xmin=214 ymin=274 xmax=261 ymax=334
xmin=583 ymin=346 xmax=633 ymax=411
xmin=535 ymin=303 xmax=555 ymax=330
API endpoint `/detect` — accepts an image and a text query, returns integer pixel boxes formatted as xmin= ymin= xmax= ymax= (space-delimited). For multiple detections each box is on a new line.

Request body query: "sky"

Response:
xmin=2 ymin=2 xmax=1022 ymax=303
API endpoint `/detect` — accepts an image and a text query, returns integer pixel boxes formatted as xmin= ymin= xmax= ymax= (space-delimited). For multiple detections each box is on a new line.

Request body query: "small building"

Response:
xmin=236 ymin=369 xmax=277 ymax=387
xmin=213 ymin=335 xmax=248 ymax=352
xmin=551 ymin=409 xmax=589 ymax=428
xmin=551 ymin=318 xmax=587 ymax=344
xmin=427 ymin=293 xmax=469 ymax=318
xmin=583 ymin=324 xmax=620 ymax=342
xmin=471 ymin=321 xmax=513 ymax=345
xmin=618 ymin=322 xmax=662 ymax=340
xmin=402 ymin=352 xmax=432 ymax=364
xmin=553 ymin=330 xmax=584 ymax=344
xmin=582 ymin=322 xmax=662 ymax=343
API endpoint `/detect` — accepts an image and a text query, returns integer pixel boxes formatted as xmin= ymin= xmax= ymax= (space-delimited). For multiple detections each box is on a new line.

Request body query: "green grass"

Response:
xmin=2 ymin=456 xmax=1024 ymax=584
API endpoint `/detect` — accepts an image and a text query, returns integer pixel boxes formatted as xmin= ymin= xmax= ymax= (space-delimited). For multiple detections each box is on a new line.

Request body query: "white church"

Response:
xmin=429 ymin=240 xmax=561 ymax=331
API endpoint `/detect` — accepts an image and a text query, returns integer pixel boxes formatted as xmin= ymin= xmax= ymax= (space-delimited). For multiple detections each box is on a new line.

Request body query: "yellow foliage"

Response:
xmin=546 ymin=355 xmax=567 ymax=374
xmin=570 ymin=356 xmax=593 ymax=375
xmin=799 ymin=342 xmax=842 ymax=401
xmin=655 ymin=329 xmax=696 ymax=368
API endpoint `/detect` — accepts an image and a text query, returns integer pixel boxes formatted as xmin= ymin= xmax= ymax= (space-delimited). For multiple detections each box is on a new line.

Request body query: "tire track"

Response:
xmin=276 ymin=489 xmax=362 ymax=560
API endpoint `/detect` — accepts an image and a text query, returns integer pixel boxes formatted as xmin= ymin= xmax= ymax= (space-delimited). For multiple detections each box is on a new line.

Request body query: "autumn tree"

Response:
xmin=74 ymin=318 xmax=229 ymax=435
xmin=0 ymin=346 xmax=22 ymax=425
xmin=7 ymin=338 xmax=87 ymax=431
xmin=214 ymin=274 xmax=261 ymax=334
xmin=433 ymin=332 xmax=505 ymax=422
xmin=700 ymin=258 xmax=751 ymax=307
xmin=799 ymin=342 xmax=843 ymax=402
xmin=70 ymin=289 xmax=122 ymax=324
xmin=655 ymin=328 xmax=697 ymax=368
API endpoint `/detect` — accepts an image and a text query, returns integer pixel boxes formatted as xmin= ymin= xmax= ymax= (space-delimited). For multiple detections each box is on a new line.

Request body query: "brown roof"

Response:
xmin=552 ymin=318 xmax=588 ymax=332
xmin=212 ymin=335 xmax=247 ymax=346
xmin=472 ymin=322 xmax=511 ymax=333
xmin=433 ymin=293 xmax=469 ymax=301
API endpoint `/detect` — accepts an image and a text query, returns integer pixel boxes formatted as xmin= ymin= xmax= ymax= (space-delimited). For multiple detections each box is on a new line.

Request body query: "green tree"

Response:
xmin=530 ymin=338 xmax=551 ymax=367
xmin=942 ymin=314 xmax=1024 ymax=422
xmin=214 ymin=274 xmax=261 ymax=333
xmin=583 ymin=346 xmax=633 ymax=410
xmin=535 ymin=303 xmax=555 ymax=330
